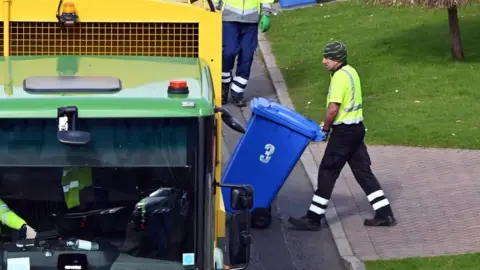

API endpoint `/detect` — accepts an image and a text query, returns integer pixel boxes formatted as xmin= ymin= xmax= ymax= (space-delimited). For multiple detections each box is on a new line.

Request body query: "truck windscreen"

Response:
xmin=0 ymin=117 xmax=198 ymax=270
xmin=0 ymin=118 xmax=191 ymax=167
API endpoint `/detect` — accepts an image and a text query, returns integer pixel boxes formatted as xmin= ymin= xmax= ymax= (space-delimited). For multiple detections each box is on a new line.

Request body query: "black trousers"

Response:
xmin=307 ymin=122 xmax=394 ymax=222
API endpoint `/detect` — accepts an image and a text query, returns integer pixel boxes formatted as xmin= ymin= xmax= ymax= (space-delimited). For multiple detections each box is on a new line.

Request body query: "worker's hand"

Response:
xmin=319 ymin=129 xmax=329 ymax=142
xmin=259 ymin=15 xmax=271 ymax=32
xmin=319 ymin=122 xmax=330 ymax=141
xmin=26 ymin=225 xmax=37 ymax=239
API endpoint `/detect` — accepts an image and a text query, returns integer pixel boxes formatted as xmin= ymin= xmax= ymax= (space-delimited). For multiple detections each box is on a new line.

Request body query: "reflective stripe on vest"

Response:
xmin=220 ymin=0 xmax=273 ymax=23
xmin=0 ymin=204 xmax=10 ymax=224
xmin=0 ymin=201 xmax=25 ymax=229
xmin=63 ymin=180 xmax=79 ymax=193
xmin=62 ymin=168 xmax=92 ymax=209
xmin=339 ymin=69 xmax=362 ymax=113
xmin=328 ymin=66 xmax=364 ymax=126
xmin=335 ymin=117 xmax=364 ymax=125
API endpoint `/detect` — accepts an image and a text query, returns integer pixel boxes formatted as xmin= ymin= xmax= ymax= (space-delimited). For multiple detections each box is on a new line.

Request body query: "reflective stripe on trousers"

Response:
xmin=222 ymin=21 xmax=258 ymax=94
xmin=231 ymin=76 xmax=248 ymax=93
xmin=367 ymin=190 xmax=390 ymax=211
xmin=222 ymin=72 xmax=249 ymax=93
xmin=222 ymin=72 xmax=231 ymax=83
xmin=308 ymin=194 xmax=329 ymax=216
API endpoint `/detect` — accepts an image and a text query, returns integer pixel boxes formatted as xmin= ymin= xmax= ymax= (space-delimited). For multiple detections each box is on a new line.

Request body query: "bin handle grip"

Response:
xmin=265 ymin=99 xmax=323 ymax=141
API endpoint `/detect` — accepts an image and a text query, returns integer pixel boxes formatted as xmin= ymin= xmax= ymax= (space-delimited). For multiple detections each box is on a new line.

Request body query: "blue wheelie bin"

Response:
xmin=221 ymin=97 xmax=325 ymax=229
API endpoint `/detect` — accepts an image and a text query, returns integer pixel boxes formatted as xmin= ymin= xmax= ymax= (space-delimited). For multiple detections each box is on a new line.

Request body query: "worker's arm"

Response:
xmin=0 ymin=199 xmax=26 ymax=230
xmin=259 ymin=0 xmax=274 ymax=32
xmin=322 ymin=103 xmax=340 ymax=132
xmin=260 ymin=0 xmax=274 ymax=16
xmin=322 ymin=74 xmax=346 ymax=131
xmin=0 ymin=199 xmax=36 ymax=239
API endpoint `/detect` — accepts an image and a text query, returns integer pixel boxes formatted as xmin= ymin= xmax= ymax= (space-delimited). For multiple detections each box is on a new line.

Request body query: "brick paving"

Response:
xmin=308 ymin=143 xmax=480 ymax=260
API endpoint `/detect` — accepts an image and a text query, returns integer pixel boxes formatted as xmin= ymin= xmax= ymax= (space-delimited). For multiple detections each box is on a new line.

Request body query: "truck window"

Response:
xmin=0 ymin=118 xmax=197 ymax=269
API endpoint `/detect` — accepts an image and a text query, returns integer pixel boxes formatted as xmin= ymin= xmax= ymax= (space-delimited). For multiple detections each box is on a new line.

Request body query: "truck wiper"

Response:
xmin=56 ymin=206 xmax=127 ymax=219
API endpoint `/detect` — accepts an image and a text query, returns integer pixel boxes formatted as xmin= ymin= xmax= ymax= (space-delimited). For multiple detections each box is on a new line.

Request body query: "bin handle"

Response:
xmin=265 ymin=99 xmax=323 ymax=141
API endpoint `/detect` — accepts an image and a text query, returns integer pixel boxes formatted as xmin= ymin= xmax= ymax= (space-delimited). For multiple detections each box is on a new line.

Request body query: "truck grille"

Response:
xmin=9 ymin=22 xmax=199 ymax=57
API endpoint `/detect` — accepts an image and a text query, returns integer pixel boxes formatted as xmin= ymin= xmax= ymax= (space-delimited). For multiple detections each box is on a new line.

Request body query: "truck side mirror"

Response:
xmin=230 ymin=185 xmax=253 ymax=210
xmin=217 ymin=183 xmax=253 ymax=270
xmin=227 ymin=212 xmax=251 ymax=269
xmin=215 ymin=106 xmax=246 ymax=134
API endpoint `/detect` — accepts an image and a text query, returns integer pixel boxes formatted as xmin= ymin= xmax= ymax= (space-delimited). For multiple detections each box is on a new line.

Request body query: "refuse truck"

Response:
xmin=222 ymin=97 xmax=325 ymax=229
xmin=0 ymin=0 xmax=253 ymax=269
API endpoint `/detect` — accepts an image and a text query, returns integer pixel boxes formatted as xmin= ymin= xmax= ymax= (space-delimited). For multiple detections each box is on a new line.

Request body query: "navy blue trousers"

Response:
xmin=222 ymin=21 xmax=258 ymax=94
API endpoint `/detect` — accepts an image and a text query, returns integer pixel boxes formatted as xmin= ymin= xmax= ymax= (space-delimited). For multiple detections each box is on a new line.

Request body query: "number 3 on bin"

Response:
xmin=259 ymin=144 xmax=275 ymax=164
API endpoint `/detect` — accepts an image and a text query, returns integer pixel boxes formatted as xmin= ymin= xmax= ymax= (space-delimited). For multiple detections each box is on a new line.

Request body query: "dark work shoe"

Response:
xmin=364 ymin=215 xmax=397 ymax=227
xmin=231 ymin=93 xmax=247 ymax=108
xmin=221 ymin=83 xmax=230 ymax=105
xmin=288 ymin=215 xmax=322 ymax=231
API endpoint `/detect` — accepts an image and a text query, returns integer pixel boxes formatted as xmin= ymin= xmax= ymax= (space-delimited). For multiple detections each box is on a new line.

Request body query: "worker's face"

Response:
xmin=322 ymin=57 xmax=341 ymax=71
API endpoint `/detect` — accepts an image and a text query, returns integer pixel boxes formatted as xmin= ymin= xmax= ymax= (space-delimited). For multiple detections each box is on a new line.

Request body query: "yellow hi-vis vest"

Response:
xmin=326 ymin=65 xmax=364 ymax=125
xmin=0 ymin=199 xmax=26 ymax=230
xmin=61 ymin=168 xmax=92 ymax=209
xmin=216 ymin=0 xmax=274 ymax=23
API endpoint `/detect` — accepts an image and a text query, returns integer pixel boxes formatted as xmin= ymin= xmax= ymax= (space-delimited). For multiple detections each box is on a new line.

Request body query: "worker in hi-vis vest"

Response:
xmin=216 ymin=0 xmax=274 ymax=107
xmin=288 ymin=41 xmax=396 ymax=231
xmin=0 ymin=199 xmax=36 ymax=239
xmin=61 ymin=167 xmax=93 ymax=209
xmin=0 ymin=167 xmax=92 ymax=239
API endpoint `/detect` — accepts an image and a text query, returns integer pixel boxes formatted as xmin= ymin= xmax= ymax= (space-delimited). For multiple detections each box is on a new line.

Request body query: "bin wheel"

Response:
xmin=251 ymin=207 xmax=272 ymax=229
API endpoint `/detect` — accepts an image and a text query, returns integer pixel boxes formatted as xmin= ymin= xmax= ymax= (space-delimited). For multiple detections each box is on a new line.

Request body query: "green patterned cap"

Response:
xmin=323 ymin=41 xmax=347 ymax=62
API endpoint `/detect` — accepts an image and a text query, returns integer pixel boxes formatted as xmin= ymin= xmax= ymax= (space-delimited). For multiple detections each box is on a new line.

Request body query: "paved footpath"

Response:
xmin=309 ymin=144 xmax=480 ymax=260
xmin=258 ymin=31 xmax=480 ymax=269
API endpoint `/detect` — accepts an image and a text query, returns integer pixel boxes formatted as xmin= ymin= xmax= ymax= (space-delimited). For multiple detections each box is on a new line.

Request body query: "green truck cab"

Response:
xmin=0 ymin=56 xmax=252 ymax=270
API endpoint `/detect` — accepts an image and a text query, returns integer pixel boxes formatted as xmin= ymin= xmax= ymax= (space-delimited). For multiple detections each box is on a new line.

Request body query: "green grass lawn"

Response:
xmin=365 ymin=253 xmax=480 ymax=269
xmin=266 ymin=1 xmax=480 ymax=149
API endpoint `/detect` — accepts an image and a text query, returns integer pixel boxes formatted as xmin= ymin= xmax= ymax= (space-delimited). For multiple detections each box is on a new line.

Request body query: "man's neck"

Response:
xmin=331 ymin=61 xmax=347 ymax=75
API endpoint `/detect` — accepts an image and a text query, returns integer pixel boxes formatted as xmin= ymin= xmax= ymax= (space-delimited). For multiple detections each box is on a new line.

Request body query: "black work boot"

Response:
xmin=230 ymin=91 xmax=246 ymax=108
xmin=221 ymin=83 xmax=230 ymax=105
xmin=364 ymin=214 xmax=397 ymax=227
xmin=288 ymin=215 xmax=322 ymax=231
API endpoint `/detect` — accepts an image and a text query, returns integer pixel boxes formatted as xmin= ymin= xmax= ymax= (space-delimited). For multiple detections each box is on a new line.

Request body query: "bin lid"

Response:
xmin=250 ymin=97 xmax=324 ymax=142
